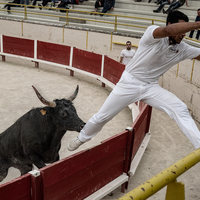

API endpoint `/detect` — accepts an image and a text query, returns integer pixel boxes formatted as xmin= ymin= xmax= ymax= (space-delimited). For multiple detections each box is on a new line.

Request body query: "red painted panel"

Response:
xmin=0 ymin=174 xmax=31 ymax=200
xmin=37 ymin=41 xmax=70 ymax=65
xmin=40 ymin=132 xmax=128 ymax=199
xmin=72 ymin=48 xmax=101 ymax=75
xmin=43 ymin=150 xmax=125 ymax=200
xmin=57 ymin=163 xmax=124 ymax=200
xmin=103 ymin=56 xmax=125 ymax=85
xmin=3 ymin=36 xmax=34 ymax=58
xmin=41 ymin=131 xmax=128 ymax=187
xmin=131 ymin=104 xmax=151 ymax=160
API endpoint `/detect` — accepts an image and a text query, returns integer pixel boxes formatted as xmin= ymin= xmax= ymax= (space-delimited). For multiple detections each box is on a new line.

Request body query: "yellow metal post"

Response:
xmin=21 ymin=20 xmax=23 ymax=36
xmin=110 ymin=31 xmax=113 ymax=50
xmin=66 ymin=10 xmax=69 ymax=25
xmin=190 ymin=59 xmax=195 ymax=82
xmin=165 ymin=179 xmax=185 ymax=200
xmin=176 ymin=63 xmax=179 ymax=77
xmin=63 ymin=25 xmax=65 ymax=43
xmin=86 ymin=31 xmax=88 ymax=49
xmin=152 ymin=20 xmax=154 ymax=25
xmin=24 ymin=6 xmax=27 ymax=20
xmin=118 ymin=148 xmax=200 ymax=200
xmin=114 ymin=16 xmax=117 ymax=31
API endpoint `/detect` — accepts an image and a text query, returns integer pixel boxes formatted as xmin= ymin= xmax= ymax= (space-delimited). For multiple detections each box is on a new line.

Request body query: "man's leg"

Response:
xmin=142 ymin=83 xmax=200 ymax=149
xmin=189 ymin=30 xmax=194 ymax=38
xmin=68 ymin=71 xmax=143 ymax=151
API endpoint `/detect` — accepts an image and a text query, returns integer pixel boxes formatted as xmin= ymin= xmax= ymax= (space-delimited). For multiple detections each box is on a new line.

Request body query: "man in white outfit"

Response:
xmin=119 ymin=41 xmax=135 ymax=65
xmin=68 ymin=10 xmax=200 ymax=151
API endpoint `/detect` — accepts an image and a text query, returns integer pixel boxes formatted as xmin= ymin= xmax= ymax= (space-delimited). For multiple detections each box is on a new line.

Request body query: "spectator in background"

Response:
xmin=56 ymin=0 xmax=70 ymax=11
xmin=20 ymin=0 xmax=29 ymax=6
xmin=120 ymin=41 xmax=135 ymax=65
xmin=91 ymin=0 xmax=105 ymax=15
xmin=100 ymin=0 xmax=115 ymax=15
xmin=189 ymin=9 xmax=200 ymax=40
xmin=163 ymin=0 xmax=189 ymax=14
xmin=153 ymin=0 xmax=175 ymax=13
xmin=2 ymin=0 xmax=20 ymax=13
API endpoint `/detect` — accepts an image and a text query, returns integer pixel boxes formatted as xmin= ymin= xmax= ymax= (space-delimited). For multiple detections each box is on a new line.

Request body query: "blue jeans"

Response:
xmin=20 ymin=0 xmax=29 ymax=4
xmin=157 ymin=0 xmax=170 ymax=11
xmin=189 ymin=30 xmax=200 ymax=40
xmin=166 ymin=1 xmax=182 ymax=12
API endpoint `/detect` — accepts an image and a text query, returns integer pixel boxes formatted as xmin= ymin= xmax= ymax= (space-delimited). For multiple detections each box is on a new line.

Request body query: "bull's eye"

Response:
xmin=60 ymin=111 xmax=67 ymax=117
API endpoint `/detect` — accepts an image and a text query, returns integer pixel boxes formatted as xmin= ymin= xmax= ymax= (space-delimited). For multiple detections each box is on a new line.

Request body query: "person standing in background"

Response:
xmin=120 ymin=41 xmax=135 ymax=65
xmin=189 ymin=9 xmax=200 ymax=40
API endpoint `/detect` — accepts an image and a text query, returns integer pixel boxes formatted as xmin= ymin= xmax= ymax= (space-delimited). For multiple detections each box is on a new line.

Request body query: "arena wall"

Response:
xmin=0 ymin=19 xmax=200 ymax=126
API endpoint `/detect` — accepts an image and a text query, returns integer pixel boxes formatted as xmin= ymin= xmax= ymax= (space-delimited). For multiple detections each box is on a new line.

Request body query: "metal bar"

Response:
xmin=118 ymin=148 xmax=200 ymax=200
xmin=110 ymin=31 xmax=113 ymax=50
xmin=63 ymin=25 xmax=65 ymax=43
xmin=176 ymin=63 xmax=179 ymax=77
xmin=114 ymin=16 xmax=117 ymax=31
xmin=190 ymin=59 xmax=195 ymax=82
xmin=165 ymin=179 xmax=185 ymax=200
xmin=21 ymin=20 xmax=23 ymax=36
xmin=86 ymin=31 xmax=88 ymax=50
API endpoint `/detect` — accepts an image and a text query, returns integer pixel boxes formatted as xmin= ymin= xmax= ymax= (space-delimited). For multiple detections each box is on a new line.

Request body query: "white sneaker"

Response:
xmin=67 ymin=137 xmax=84 ymax=151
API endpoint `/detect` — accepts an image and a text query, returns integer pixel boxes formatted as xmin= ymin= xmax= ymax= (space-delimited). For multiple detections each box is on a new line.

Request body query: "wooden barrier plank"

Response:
xmin=37 ymin=41 xmax=70 ymax=65
xmin=41 ymin=131 xmax=128 ymax=187
xmin=72 ymin=48 xmax=102 ymax=75
xmin=3 ymin=36 xmax=34 ymax=58
xmin=103 ymin=56 xmax=125 ymax=85
xmin=56 ymin=162 xmax=124 ymax=200
xmin=43 ymin=149 xmax=125 ymax=199
xmin=0 ymin=174 xmax=31 ymax=200
xmin=131 ymin=105 xmax=151 ymax=160
xmin=39 ymin=132 xmax=128 ymax=200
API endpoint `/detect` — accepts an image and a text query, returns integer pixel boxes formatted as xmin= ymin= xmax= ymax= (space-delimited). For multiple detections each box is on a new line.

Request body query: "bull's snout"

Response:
xmin=78 ymin=122 xmax=86 ymax=132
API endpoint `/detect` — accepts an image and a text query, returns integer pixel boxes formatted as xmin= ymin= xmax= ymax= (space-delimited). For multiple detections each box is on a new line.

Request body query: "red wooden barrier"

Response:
xmin=103 ymin=56 xmax=125 ymax=85
xmin=39 ymin=131 xmax=129 ymax=200
xmin=72 ymin=48 xmax=102 ymax=75
xmin=3 ymin=36 xmax=34 ymax=58
xmin=0 ymin=174 xmax=31 ymax=200
xmin=0 ymin=35 xmax=152 ymax=200
xmin=37 ymin=41 xmax=71 ymax=65
xmin=131 ymin=104 xmax=152 ymax=160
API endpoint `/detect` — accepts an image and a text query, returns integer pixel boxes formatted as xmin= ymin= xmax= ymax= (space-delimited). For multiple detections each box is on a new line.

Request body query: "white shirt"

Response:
xmin=126 ymin=25 xmax=200 ymax=83
xmin=120 ymin=49 xmax=135 ymax=65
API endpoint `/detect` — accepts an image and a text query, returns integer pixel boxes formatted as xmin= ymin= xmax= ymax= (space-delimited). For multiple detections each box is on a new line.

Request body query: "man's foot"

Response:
xmin=67 ymin=137 xmax=84 ymax=151
xmin=153 ymin=9 xmax=159 ymax=13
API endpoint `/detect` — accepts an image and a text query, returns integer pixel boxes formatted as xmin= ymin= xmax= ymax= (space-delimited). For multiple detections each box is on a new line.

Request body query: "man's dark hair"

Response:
xmin=126 ymin=41 xmax=131 ymax=44
xmin=198 ymin=8 xmax=200 ymax=11
xmin=166 ymin=10 xmax=189 ymax=25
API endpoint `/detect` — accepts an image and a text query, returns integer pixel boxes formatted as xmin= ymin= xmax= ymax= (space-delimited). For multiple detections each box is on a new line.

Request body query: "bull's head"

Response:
xmin=32 ymin=85 xmax=85 ymax=132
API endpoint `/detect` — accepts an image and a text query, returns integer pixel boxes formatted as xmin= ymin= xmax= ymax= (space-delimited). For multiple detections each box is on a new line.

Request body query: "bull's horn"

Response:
xmin=67 ymin=85 xmax=79 ymax=102
xmin=32 ymin=85 xmax=56 ymax=108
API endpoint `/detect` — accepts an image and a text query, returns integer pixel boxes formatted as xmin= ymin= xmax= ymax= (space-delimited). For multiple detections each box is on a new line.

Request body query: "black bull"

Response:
xmin=0 ymin=85 xmax=85 ymax=182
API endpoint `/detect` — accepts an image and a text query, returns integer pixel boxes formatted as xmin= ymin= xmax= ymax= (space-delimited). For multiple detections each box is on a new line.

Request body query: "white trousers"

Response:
xmin=79 ymin=70 xmax=200 ymax=149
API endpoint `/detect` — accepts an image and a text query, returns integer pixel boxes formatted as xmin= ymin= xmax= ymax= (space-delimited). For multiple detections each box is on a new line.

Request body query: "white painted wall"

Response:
xmin=1 ymin=19 xmax=200 ymax=127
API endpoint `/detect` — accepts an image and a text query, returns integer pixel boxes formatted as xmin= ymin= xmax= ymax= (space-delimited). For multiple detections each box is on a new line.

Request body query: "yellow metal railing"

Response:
xmin=118 ymin=148 xmax=200 ymax=200
xmin=0 ymin=2 xmax=165 ymax=32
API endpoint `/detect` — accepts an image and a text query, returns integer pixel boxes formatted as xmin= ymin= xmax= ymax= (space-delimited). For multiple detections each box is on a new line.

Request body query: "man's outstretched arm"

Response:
xmin=153 ymin=21 xmax=200 ymax=38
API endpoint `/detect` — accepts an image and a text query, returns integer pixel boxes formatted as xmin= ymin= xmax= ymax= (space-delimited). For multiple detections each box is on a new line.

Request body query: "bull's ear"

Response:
xmin=40 ymin=107 xmax=50 ymax=115
xmin=40 ymin=109 xmax=47 ymax=115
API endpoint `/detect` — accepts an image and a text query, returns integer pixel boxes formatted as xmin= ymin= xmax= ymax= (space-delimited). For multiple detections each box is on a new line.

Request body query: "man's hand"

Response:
xmin=111 ymin=6 xmax=114 ymax=10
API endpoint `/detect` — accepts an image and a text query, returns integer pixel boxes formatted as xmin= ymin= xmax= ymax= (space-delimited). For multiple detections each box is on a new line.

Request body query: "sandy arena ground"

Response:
xmin=0 ymin=58 xmax=199 ymax=200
